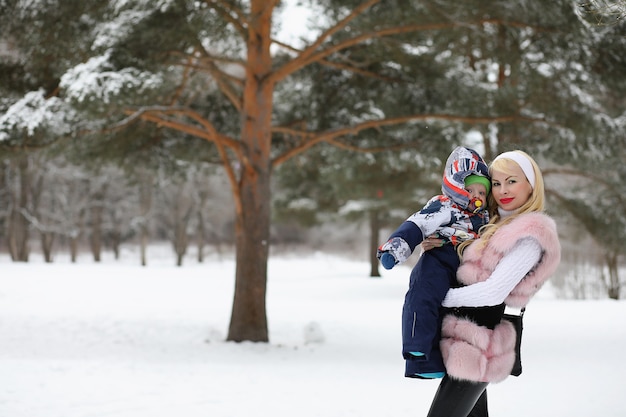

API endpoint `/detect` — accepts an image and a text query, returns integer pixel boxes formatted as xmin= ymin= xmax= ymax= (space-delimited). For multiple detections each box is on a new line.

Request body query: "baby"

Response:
xmin=377 ymin=146 xmax=490 ymax=379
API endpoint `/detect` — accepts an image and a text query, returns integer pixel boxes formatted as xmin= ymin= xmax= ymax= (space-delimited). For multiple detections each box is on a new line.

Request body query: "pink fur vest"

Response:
xmin=441 ymin=212 xmax=561 ymax=383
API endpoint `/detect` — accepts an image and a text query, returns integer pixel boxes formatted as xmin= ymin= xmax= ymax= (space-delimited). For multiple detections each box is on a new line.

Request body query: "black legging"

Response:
xmin=426 ymin=375 xmax=489 ymax=417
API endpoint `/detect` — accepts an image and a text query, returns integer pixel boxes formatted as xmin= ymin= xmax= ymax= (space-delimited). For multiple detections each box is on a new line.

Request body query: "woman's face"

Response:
xmin=490 ymin=162 xmax=533 ymax=211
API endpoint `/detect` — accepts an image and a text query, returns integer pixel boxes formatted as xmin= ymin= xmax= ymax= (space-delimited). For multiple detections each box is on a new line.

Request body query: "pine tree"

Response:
xmin=2 ymin=0 xmax=625 ymax=340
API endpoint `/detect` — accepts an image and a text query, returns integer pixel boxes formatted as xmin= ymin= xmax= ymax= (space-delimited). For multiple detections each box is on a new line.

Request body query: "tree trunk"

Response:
xmin=369 ymin=210 xmax=382 ymax=277
xmin=197 ymin=209 xmax=205 ymax=263
xmin=70 ymin=235 xmax=79 ymax=263
xmin=108 ymin=209 xmax=123 ymax=261
xmin=140 ymin=227 xmax=148 ymax=266
xmin=228 ymin=167 xmax=271 ymax=342
xmin=173 ymin=211 xmax=189 ymax=267
xmin=111 ymin=231 xmax=121 ymax=260
xmin=606 ymin=252 xmax=620 ymax=300
xmin=89 ymin=189 xmax=105 ymax=262
xmin=41 ymin=232 xmax=54 ymax=262
xmin=138 ymin=172 xmax=152 ymax=267
xmin=90 ymin=204 xmax=102 ymax=262
xmin=7 ymin=155 xmax=30 ymax=262
xmin=69 ymin=211 xmax=84 ymax=263
xmin=226 ymin=0 xmax=274 ymax=343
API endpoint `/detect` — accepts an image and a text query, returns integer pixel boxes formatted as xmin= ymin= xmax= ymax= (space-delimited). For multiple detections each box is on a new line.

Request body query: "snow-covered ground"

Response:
xmin=1 ymin=248 xmax=624 ymax=417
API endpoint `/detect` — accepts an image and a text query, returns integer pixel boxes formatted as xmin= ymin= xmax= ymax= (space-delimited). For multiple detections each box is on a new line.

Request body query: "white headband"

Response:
xmin=493 ymin=151 xmax=536 ymax=189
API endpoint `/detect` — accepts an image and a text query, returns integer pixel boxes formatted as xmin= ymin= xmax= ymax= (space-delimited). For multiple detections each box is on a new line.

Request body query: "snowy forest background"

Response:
xmin=0 ymin=0 xmax=625 ymax=336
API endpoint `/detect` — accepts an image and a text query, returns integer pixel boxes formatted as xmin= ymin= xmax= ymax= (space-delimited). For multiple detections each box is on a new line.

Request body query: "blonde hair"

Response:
xmin=458 ymin=150 xmax=545 ymax=255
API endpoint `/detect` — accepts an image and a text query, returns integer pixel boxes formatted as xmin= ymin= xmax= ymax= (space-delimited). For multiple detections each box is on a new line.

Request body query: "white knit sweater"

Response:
xmin=441 ymin=206 xmax=543 ymax=308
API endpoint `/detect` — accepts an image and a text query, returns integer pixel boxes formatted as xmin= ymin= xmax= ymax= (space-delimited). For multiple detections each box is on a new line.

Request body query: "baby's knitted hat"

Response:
xmin=464 ymin=175 xmax=491 ymax=194
xmin=442 ymin=146 xmax=490 ymax=209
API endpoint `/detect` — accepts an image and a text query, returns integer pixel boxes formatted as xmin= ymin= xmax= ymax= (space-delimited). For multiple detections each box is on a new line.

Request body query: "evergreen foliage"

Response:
xmin=0 ymin=0 xmax=624 ymax=335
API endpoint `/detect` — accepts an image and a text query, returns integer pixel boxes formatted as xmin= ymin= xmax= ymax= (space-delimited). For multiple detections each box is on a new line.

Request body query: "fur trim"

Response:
xmin=457 ymin=212 xmax=561 ymax=308
xmin=442 ymin=213 xmax=560 ymax=383
xmin=442 ymin=314 xmax=490 ymax=350
xmin=441 ymin=316 xmax=517 ymax=383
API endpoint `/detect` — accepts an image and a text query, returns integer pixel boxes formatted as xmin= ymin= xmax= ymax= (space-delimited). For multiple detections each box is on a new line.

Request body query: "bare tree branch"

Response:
xmin=272 ymin=17 xmax=557 ymax=82
xmin=271 ymin=38 xmax=404 ymax=82
xmin=543 ymin=167 xmax=626 ymax=209
xmin=271 ymin=113 xmax=547 ymax=167
xmin=577 ymin=0 xmax=626 ymax=26
xmin=192 ymin=58 xmax=244 ymax=111
xmin=114 ymin=106 xmax=242 ymax=152
xmin=205 ymin=0 xmax=248 ymax=36
xmin=272 ymin=0 xmax=381 ymax=81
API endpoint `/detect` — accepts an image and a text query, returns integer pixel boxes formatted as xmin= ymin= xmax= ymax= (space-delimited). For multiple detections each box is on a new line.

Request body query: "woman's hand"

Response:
xmin=421 ymin=235 xmax=445 ymax=251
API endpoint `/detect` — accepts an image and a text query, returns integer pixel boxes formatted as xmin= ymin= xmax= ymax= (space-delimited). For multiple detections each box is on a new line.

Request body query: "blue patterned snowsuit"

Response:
xmin=377 ymin=147 xmax=489 ymax=378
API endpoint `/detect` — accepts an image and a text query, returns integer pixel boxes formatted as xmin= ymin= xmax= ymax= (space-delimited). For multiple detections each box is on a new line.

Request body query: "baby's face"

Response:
xmin=466 ymin=183 xmax=488 ymax=212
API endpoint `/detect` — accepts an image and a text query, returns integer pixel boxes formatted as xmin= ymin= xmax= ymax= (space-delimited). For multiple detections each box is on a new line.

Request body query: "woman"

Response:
xmin=422 ymin=150 xmax=561 ymax=417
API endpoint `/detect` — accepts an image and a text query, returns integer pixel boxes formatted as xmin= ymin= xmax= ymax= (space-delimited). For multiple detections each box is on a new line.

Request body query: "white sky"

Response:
xmin=276 ymin=0 xmax=319 ymax=47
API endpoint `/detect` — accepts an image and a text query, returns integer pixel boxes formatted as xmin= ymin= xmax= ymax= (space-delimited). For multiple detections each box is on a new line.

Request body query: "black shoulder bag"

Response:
xmin=502 ymin=307 xmax=525 ymax=377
